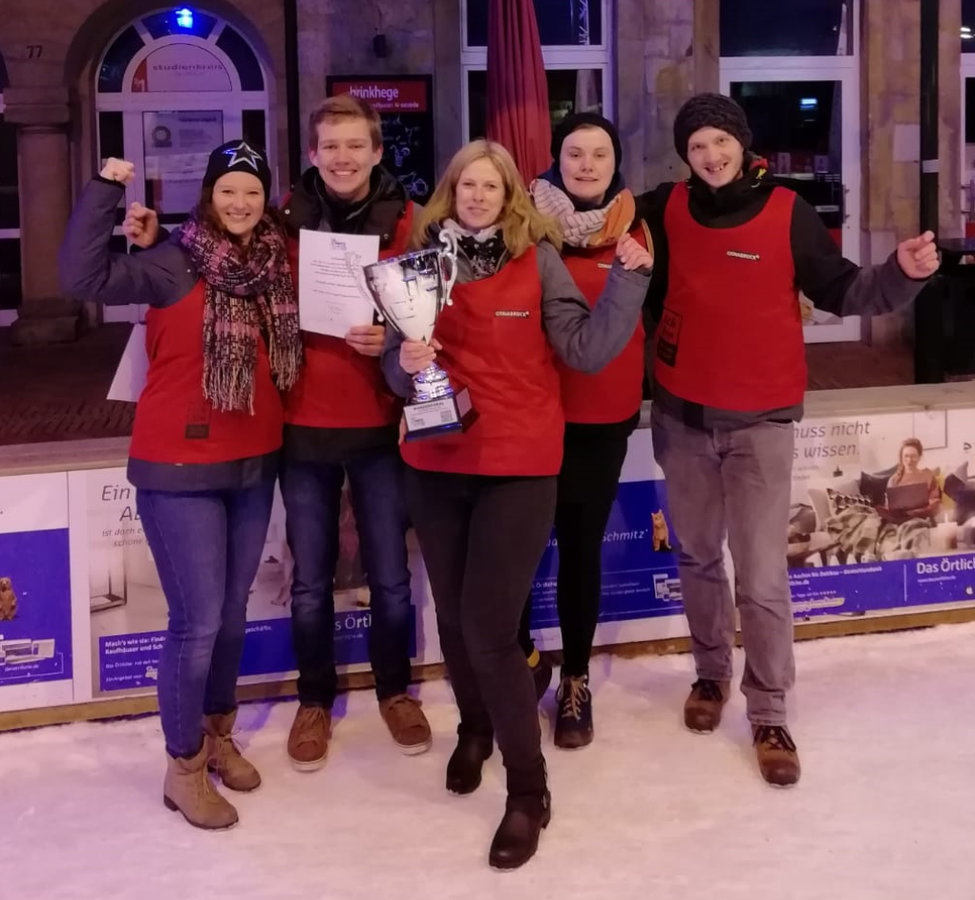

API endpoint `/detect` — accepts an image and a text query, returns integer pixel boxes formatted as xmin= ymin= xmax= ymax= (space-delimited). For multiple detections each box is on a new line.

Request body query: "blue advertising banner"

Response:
xmin=529 ymin=480 xmax=683 ymax=627
xmin=0 ymin=529 xmax=72 ymax=686
xmin=97 ymin=609 xmax=418 ymax=692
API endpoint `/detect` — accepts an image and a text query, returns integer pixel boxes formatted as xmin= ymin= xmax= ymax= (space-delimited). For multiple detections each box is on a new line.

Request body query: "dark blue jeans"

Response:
xmin=280 ymin=448 xmax=413 ymax=707
xmin=137 ymin=478 xmax=276 ymax=759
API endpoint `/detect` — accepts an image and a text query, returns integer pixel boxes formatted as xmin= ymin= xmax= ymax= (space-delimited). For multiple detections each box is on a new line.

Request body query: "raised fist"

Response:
xmin=99 ymin=158 xmax=135 ymax=186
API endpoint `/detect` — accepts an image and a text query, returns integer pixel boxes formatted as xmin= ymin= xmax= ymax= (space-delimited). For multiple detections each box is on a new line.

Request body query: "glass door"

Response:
xmin=721 ymin=64 xmax=861 ymax=343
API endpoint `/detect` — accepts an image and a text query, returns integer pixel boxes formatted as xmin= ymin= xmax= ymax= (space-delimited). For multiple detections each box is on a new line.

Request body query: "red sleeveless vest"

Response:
xmin=129 ymin=281 xmax=283 ymax=464
xmin=654 ymin=183 xmax=805 ymax=411
xmin=556 ymin=223 xmax=648 ymax=423
xmin=401 ymin=246 xmax=564 ymax=476
xmin=283 ymin=202 xmax=414 ymax=428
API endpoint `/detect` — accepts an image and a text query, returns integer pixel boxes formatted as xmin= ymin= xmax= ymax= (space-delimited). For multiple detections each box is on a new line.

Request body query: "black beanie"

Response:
xmin=673 ymin=93 xmax=752 ymax=163
xmin=550 ymin=112 xmax=623 ymax=173
xmin=202 ymin=140 xmax=273 ymax=197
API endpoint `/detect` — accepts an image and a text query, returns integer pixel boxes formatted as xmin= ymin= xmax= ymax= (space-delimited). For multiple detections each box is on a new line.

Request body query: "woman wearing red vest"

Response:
xmin=382 ymin=140 xmax=652 ymax=869
xmin=59 ymin=143 xmax=301 ymax=831
xmin=516 ymin=113 xmax=651 ymax=750
xmin=635 ymin=94 xmax=939 ymax=788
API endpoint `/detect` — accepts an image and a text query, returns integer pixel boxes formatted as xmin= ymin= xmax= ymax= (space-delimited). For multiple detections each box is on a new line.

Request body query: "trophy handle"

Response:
xmin=438 ymin=229 xmax=460 ymax=307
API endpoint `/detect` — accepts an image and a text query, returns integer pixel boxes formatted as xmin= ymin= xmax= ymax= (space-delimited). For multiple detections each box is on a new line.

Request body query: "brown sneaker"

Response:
xmin=379 ymin=693 xmax=432 ymax=755
xmin=683 ymin=679 xmax=731 ymax=733
xmin=163 ymin=743 xmax=238 ymax=831
xmin=752 ymin=725 xmax=801 ymax=787
xmin=287 ymin=704 xmax=331 ymax=772
xmin=204 ymin=709 xmax=261 ymax=792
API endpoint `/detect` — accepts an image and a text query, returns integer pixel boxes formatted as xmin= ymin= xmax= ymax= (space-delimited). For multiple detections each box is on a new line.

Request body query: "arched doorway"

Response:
xmin=94 ymin=7 xmax=271 ymax=320
xmin=0 ymin=50 xmax=22 ymax=323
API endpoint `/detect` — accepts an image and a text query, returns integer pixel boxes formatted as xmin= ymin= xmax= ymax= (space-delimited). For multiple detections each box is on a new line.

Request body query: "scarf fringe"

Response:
xmin=179 ymin=215 xmax=302 ymax=414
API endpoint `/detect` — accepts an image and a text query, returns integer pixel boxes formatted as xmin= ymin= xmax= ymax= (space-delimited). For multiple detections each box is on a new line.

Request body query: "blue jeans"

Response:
xmin=280 ymin=448 xmax=413 ymax=707
xmin=137 ymin=479 xmax=276 ymax=758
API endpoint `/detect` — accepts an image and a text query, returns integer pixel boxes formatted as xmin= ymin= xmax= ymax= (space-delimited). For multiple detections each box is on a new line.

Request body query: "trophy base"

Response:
xmin=402 ymin=386 xmax=478 ymax=442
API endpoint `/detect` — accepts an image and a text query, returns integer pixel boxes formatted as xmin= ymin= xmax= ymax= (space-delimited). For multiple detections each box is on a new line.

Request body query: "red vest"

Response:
xmin=401 ymin=246 xmax=564 ymax=476
xmin=654 ymin=183 xmax=805 ymax=411
xmin=129 ymin=281 xmax=283 ymax=464
xmin=283 ymin=203 xmax=414 ymax=428
xmin=557 ymin=223 xmax=648 ymax=423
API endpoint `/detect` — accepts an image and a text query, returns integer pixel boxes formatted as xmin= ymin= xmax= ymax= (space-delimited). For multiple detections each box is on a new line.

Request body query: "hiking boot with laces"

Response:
xmin=287 ymin=704 xmax=331 ymax=772
xmin=752 ymin=724 xmax=801 ymax=786
xmin=204 ymin=709 xmax=261 ymax=792
xmin=379 ymin=693 xmax=432 ymax=755
xmin=683 ymin=678 xmax=731 ymax=733
xmin=554 ymin=672 xmax=593 ymax=750
xmin=163 ymin=743 xmax=238 ymax=831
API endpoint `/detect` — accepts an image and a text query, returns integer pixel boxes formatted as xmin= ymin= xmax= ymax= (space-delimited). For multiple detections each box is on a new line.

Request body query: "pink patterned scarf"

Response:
xmin=178 ymin=215 xmax=301 ymax=414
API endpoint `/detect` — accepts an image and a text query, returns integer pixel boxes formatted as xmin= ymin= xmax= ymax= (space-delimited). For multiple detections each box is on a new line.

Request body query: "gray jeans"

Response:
xmin=651 ymin=405 xmax=795 ymax=725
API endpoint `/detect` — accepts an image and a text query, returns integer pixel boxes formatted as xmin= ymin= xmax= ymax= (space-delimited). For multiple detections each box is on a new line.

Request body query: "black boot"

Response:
xmin=554 ymin=671 xmax=593 ymax=749
xmin=446 ymin=734 xmax=493 ymax=795
xmin=488 ymin=791 xmax=552 ymax=870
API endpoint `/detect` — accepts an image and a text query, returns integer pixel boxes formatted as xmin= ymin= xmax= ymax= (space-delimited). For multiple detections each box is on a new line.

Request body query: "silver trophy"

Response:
xmin=363 ymin=230 xmax=476 ymax=440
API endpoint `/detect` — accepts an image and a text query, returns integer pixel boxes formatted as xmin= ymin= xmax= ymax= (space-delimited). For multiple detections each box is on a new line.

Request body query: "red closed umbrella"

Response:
xmin=485 ymin=0 xmax=552 ymax=184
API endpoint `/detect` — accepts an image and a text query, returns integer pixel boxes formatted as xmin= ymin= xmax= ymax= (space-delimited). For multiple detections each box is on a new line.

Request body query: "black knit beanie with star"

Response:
xmin=202 ymin=140 xmax=273 ymax=197
xmin=673 ymin=93 xmax=753 ymax=163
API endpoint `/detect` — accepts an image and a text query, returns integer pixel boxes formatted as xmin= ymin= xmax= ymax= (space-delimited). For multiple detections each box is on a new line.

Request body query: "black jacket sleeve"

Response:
xmin=634 ymin=183 xmax=675 ymax=327
xmin=790 ymin=195 xmax=926 ymax=317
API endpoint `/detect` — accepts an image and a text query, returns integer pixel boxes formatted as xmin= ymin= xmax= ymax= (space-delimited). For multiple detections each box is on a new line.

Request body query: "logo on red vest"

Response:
xmin=495 ymin=310 xmax=531 ymax=318
xmin=727 ymin=250 xmax=761 ymax=261
xmin=656 ymin=308 xmax=682 ymax=367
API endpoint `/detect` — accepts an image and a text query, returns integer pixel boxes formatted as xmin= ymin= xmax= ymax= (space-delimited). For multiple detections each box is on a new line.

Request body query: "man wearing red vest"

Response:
xmin=280 ymin=96 xmax=429 ymax=769
xmin=637 ymin=93 xmax=940 ymax=787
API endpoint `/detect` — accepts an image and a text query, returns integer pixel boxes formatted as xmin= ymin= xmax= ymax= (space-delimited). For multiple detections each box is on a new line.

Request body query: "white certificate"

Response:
xmin=298 ymin=229 xmax=380 ymax=338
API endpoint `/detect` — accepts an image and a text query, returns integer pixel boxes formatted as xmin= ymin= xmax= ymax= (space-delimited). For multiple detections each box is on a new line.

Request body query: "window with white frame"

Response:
xmin=461 ymin=0 xmax=613 ymax=145
xmin=720 ymin=0 xmax=861 ymax=344
xmin=94 ymin=6 xmax=271 ymax=322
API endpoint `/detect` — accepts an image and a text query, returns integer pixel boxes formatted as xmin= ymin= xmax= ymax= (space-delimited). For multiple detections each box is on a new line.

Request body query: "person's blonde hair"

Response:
xmin=307 ymin=95 xmax=383 ymax=151
xmin=411 ymin=140 xmax=562 ymax=257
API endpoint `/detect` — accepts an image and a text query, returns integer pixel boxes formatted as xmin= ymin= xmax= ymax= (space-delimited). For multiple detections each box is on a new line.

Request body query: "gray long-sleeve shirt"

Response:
xmin=382 ymin=240 xmax=651 ymax=399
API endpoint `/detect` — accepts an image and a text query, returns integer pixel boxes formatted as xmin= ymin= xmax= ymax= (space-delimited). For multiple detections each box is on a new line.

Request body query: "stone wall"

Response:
xmin=295 ymin=0 xmax=437 ymax=164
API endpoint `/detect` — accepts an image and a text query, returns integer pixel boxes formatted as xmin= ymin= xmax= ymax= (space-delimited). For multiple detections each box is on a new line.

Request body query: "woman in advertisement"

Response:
xmin=59 ymin=142 xmax=302 ymax=831
xmin=883 ymin=438 xmax=942 ymax=522
xmin=381 ymin=140 xmax=652 ymax=870
xmin=517 ymin=113 xmax=653 ymax=750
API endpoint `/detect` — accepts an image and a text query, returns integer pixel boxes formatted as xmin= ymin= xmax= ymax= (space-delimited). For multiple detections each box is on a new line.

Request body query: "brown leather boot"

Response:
xmin=204 ymin=709 xmax=261 ymax=792
xmin=163 ymin=743 xmax=239 ymax=831
xmin=752 ymin=725 xmax=801 ymax=787
xmin=287 ymin=704 xmax=332 ymax=772
xmin=683 ymin=679 xmax=731 ymax=733
xmin=378 ymin=694 xmax=432 ymax=755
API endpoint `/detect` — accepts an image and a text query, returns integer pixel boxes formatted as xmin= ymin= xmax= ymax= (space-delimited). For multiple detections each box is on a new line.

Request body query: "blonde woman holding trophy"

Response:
xmin=379 ymin=140 xmax=652 ymax=870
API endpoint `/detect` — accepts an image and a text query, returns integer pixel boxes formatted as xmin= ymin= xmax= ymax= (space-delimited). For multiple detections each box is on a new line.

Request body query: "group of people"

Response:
xmin=58 ymin=90 xmax=940 ymax=870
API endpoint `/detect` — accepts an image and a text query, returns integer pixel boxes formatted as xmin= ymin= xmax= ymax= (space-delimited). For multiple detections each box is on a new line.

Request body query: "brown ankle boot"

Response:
xmin=683 ymin=679 xmax=731 ymax=733
xmin=163 ymin=743 xmax=239 ymax=830
xmin=752 ymin=724 xmax=801 ymax=787
xmin=204 ymin=709 xmax=261 ymax=792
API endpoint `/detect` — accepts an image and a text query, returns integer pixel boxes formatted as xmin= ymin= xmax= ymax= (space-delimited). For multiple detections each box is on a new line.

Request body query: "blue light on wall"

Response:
xmin=175 ymin=7 xmax=194 ymax=29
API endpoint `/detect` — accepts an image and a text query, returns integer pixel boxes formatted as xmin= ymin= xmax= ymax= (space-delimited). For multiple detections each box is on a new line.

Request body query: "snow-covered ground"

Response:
xmin=2 ymin=623 xmax=972 ymax=900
